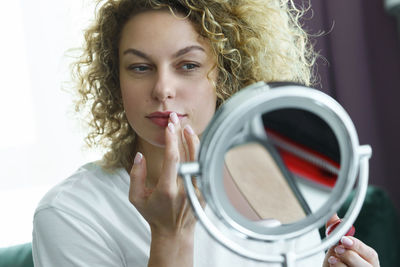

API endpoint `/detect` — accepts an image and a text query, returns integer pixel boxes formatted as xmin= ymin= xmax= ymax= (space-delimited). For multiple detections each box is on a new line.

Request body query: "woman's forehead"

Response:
xmin=119 ymin=10 xmax=212 ymax=58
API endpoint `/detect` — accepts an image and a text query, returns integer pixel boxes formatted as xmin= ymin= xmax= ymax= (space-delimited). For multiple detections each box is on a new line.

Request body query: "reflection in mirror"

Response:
xmin=224 ymin=143 xmax=306 ymax=224
xmin=223 ymin=108 xmax=340 ymax=225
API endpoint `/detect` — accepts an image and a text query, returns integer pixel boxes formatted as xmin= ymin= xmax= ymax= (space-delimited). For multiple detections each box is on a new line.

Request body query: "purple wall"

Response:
xmin=301 ymin=0 xmax=400 ymax=213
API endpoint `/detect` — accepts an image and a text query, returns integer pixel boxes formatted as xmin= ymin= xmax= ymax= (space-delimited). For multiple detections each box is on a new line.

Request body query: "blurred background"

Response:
xmin=0 ymin=0 xmax=399 ymax=249
xmin=0 ymin=0 xmax=101 ymax=247
xmin=298 ymin=0 xmax=400 ymax=215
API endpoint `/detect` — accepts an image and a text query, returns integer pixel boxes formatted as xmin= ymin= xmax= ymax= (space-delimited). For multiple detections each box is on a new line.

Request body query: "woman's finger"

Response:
xmin=324 ymin=246 xmax=350 ymax=267
xmin=170 ymin=112 xmax=186 ymax=161
xmin=338 ymin=236 xmax=380 ymax=266
xmin=333 ymin=245 xmax=370 ymax=266
xmin=182 ymin=123 xmax=204 ymax=207
xmin=183 ymin=124 xmax=200 ymax=161
xmin=323 ymin=246 xmax=335 ymax=267
xmin=158 ymin=121 xmax=180 ymax=191
xmin=327 ymin=255 xmax=348 ymax=266
xmin=129 ymin=152 xmax=148 ymax=204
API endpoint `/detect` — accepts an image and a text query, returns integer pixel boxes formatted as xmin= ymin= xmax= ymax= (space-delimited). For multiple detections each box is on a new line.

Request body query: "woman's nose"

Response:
xmin=151 ymin=69 xmax=176 ymax=102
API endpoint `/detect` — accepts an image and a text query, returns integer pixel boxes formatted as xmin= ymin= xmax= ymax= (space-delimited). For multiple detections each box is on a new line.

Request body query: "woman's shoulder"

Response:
xmin=32 ymin=162 xmax=151 ymax=266
xmin=34 ymin=161 xmax=129 ymax=217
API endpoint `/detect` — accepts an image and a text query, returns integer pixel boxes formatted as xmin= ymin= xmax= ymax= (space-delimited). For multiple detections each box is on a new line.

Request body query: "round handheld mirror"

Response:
xmin=178 ymin=82 xmax=372 ymax=266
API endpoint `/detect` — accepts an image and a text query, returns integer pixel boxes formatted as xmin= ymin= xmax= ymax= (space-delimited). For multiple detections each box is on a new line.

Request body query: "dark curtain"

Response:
xmin=297 ymin=0 xmax=400 ymax=213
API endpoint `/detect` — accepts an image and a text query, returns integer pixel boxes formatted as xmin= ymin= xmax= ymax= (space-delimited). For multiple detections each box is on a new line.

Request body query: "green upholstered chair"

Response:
xmin=0 ymin=243 xmax=33 ymax=267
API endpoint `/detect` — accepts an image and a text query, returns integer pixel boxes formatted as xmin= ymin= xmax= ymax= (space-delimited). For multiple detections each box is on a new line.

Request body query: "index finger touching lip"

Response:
xmin=157 ymin=122 xmax=180 ymax=190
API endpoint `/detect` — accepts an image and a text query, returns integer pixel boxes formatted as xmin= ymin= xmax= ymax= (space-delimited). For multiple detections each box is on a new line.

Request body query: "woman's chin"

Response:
xmin=145 ymin=136 xmax=167 ymax=149
xmin=135 ymin=133 xmax=166 ymax=150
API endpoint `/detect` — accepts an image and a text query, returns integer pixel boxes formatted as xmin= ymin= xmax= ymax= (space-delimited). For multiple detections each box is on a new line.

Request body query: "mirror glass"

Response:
xmin=222 ymin=108 xmax=340 ymax=225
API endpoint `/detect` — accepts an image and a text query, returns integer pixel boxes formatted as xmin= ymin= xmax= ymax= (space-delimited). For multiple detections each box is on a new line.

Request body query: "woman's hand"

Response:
xmin=323 ymin=214 xmax=380 ymax=267
xmin=128 ymin=112 xmax=200 ymax=266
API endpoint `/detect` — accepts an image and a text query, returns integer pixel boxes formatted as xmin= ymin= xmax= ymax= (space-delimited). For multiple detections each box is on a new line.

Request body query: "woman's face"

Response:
xmin=119 ymin=10 xmax=217 ymax=148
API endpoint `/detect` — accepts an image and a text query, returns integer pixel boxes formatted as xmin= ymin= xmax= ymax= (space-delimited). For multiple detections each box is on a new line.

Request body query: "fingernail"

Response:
xmin=168 ymin=122 xmax=175 ymax=133
xmin=184 ymin=125 xmax=195 ymax=135
xmin=170 ymin=112 xmax=179 ymax=124
xmin=328 ymin=256 xmax=338 ymax=264
xmin=334 ymin=245 xmax=345 ymax=255
xmin=341 ymin=236 xmax=353 ymax=247
xmin=134 ymin=152 xmax=143 ymax=165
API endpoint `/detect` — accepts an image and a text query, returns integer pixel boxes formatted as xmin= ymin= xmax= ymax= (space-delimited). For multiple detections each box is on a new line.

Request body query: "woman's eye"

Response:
xmin=181 ymin=63 xmax=199 ymax=71
xmin=128 ymin=65 xmax=150 ymax=72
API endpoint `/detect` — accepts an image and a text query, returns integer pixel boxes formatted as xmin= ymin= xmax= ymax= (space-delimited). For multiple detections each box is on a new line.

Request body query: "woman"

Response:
xmin=32 ymin=0 xmax=379 ymax=266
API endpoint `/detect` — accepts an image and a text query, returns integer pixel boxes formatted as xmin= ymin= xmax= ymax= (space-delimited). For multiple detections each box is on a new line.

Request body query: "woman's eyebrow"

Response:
xmin=173 ymin=45 xmax=205 ymax=58
xmin=122 ymin=48 xmax=150 ymax=60
xmin=122 ymin=45 xmax=205 ymax=60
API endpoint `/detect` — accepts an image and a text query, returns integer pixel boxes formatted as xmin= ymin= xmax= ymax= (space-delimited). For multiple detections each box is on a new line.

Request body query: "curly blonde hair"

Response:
xmin=73 ymin=0 xmax=317 ymax=170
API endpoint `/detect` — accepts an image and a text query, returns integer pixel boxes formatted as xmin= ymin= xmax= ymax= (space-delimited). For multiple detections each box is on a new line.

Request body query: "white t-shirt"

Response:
xmin=32 ymin=162 xmax=325 ymax=266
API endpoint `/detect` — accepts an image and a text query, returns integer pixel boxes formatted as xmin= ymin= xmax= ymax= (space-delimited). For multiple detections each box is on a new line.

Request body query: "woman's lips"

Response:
xmin=146 ymin=111 xmax=185 ymax=127
xmin=148 ymin=117 xmax=170 ymax=127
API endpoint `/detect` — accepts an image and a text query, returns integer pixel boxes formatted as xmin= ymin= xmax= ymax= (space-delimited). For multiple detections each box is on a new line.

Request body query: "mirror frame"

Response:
xmin=179 ymin=82 xmax=372 ymax=264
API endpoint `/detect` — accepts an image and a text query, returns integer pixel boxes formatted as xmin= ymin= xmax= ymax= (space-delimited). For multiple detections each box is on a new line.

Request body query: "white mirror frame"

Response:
xmin=179 ymin=82 xmax=372 ymax=266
